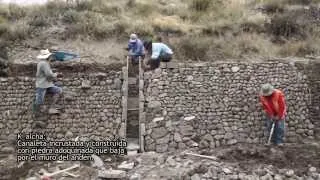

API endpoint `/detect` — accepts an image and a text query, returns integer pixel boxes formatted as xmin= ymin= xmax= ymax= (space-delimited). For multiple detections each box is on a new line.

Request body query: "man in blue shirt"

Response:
xmin=127 ymin=34 xmax=145 ymax=65
xmin=143 ymin=40 xmax=173 ymax=70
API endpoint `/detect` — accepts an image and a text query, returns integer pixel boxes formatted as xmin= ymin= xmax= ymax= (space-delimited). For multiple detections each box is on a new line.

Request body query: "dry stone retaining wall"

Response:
xmin=0 ymin=62 xmax=125 ymax=150
xmin=0 ymin=60 xmax=319 ymax=154
xmin=142 ymin=60 xmax=318 ymax=153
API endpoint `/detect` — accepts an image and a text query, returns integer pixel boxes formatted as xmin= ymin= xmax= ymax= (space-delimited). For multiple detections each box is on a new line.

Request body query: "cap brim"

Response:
xmin=260 ymin=89 xmax=274 ymax=96
xmin=129 ymin=39 xmax=137 ymax=43
xmin=37 ymin=53 xmax=52 ymax=59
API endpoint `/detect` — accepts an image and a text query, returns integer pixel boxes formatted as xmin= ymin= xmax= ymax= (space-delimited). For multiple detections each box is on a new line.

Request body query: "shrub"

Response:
xmin=127 ymin=20 xmax=154 ymax=37
xmin=176 ymin=36 xmax=210 ymax=60
xmin=285 ymin=0 xmax=312 ymax=4
xmin=74 ymin=0 xmax=94 ymax=11
xmin=6 ymin=22 xmax=32 ymax=41
xmin=266 ymin=14 xmax=304 ymax=39
xmin=134 ymin=2 xmax=153 ymax=16
xmin=62 ymin=9 xmax=81 ymax=24
xmin=263 ymin=0 xmax=285 ymax=14
xmin=189 ymin=0 xmax=212 ymax=12
xmin=7 ymin=3 xmax=26 ymax=21
xmin=0 ymin=23 xmax=8 ymax=37
xmin=151 ymin=16 xmax=186 ymax=35
xmin=278 ymin=40 xmax=320 ymax=57
xmin=28 ymin=14 xmax=48 ymax=27
xmin=46 ymin=0 xmax=69 ymax=17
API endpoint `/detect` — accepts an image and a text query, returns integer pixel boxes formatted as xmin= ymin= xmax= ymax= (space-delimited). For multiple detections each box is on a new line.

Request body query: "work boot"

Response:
xmin=48 ymin=108 xmax=59 ymax=114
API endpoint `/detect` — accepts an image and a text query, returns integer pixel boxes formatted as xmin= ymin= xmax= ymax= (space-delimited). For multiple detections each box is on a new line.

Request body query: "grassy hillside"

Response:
xmin=0 ymin=0 xmax=320 ymax=62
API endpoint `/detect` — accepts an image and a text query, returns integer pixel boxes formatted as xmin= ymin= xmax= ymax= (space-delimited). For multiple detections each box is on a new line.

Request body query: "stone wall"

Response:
xmin=0 ymin=62 xmax=125 ymax=150
xmin=142 ymin=60 xmax=318 ymax=153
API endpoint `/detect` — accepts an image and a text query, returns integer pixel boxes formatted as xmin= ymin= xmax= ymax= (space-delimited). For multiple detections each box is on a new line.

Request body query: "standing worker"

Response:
xmin=35 ymin=49 xmax=63 ymax=115
xmin=143 ymin=40 xmax=173 ymax=71
xmin=259 ymin=83 xmax=287 ymax=146
xmin=127 ymin=33 xmax=145 ymax=65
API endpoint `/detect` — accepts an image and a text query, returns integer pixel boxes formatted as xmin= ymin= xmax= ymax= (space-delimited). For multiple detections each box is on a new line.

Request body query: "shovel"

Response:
xmin=267 ymin=121 xmax=275 ymax=145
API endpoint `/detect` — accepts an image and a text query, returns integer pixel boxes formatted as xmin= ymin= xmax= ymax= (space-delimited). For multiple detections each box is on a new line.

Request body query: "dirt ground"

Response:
xmin=9 ymin=38 xmax=127 ymax=65
xmin=1 ymin=141 xmax=319 ymax=180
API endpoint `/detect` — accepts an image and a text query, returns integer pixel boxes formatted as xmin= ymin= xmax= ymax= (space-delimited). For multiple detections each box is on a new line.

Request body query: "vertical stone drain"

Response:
xmin=139 ymin=58 xmax=145 ymax=152
xmin=126 ymin=57 xmax=140 ymax=153
xmin=306 ymin=60 xmax=320 ymax=140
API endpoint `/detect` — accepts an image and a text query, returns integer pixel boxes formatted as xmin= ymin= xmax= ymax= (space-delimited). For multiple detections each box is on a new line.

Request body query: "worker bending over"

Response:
xmin=259 ymin=83 xmax=287 ymax=146
xmin=143 ymin=40 xmax=173 ymax=71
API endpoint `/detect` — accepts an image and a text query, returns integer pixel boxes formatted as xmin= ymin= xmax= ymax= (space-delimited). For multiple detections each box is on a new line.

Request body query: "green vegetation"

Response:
xmin=0 ymin=0 xmax=319 ymax=60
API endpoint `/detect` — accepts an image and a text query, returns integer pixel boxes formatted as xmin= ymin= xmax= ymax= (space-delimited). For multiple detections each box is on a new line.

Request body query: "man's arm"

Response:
xmin=42 ymin=62 xmax=57 ymax=79
xmin=260 ymin=96 xmax=274 ymax=119
xmin=278 ymin=92 xmax=286 ymax=120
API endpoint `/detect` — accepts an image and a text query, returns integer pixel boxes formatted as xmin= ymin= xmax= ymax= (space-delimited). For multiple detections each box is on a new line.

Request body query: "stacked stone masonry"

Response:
xmin=0 ymin=60 xmax=319 ymax=154
xmin=0 ymin=64 xmax=124 ymax=149
xmin=143 ymin=60 xmax=319 ymax=153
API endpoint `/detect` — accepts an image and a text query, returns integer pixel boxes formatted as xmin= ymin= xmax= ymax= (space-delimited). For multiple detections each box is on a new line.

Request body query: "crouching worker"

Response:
xmin=127 ymin=33 xmax=145 ymax=65
xmin=259 ymin=83 xmax=287 ymax=146
xmin=35 ymin=49 xmax=63 ymax=115
xmin=143 ymin=40 xmax=173 ymax=71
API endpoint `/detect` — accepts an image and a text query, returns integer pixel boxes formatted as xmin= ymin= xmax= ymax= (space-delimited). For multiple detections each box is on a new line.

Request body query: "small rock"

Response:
xmin=223 ymin=168 xmax=232 ymax=174
xmin=309 ymin=167 xmax=317 ymax=173
xmin=81 ymin=80 xmax=91 ymax=89
xmin=130 ymin=173 xmax=141 ymax=180
xmin=153 ymin=117 xmax=164 ymax=122
xmin=118 ymin=161 xmax=135 ymax=170
xmin=286 ymin=170 xmax=294 ymax=177
xmin=184 ymin=116 xmax=195 ymax=121
xmin=274 ymin=174 xmax=283 ymax=180
xmin=174 ymin=133 xmax=182 ymax=142
xmin=166 ymin=156 xmax=176 ymax=167
xmin=65 ymin=131 xmax=73 ymax=138
xmin=191 ymin=173 xmax=201 ymax=180
xmin=98 ymin=169 xmax=126 ymax=179
xmin=91 ymin=154 xmax=104 ymax=168
xmin=2 ymin=147 xmax=14 ymax=153
xmin=26 ymin=177 xmax=37 ymax=180
xmin=260 ymin=173 xmax=273 ymax=180
xmin=231 ymin=66 xmax=240 ymax=72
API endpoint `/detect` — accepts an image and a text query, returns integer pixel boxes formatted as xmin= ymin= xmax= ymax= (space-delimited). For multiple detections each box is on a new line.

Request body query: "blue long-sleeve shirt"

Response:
xmin=128 ymin=39 xmax=145 ymax=56
xmin=151 ymin=43 xmax=173 ymax=60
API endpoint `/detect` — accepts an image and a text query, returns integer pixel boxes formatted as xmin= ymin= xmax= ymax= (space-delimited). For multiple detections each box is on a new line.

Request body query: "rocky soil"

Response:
xmin=1 ymin=142 xmax=319 ymax=180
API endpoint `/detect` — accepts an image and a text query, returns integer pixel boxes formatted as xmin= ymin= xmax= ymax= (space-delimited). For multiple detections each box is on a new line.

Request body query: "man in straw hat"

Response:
xmin=259 ymin=83 xmax=287 ymax=146
xmin=35 ymin=49 xmax=63 ymax=115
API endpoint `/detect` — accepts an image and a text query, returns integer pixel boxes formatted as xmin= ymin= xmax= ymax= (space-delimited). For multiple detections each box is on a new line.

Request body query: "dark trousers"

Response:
xmin=265 ymin=117 xmax=285 ymax=144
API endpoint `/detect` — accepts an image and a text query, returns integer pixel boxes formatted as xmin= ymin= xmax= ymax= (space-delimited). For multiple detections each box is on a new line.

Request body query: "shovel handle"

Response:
xmin=267 ymin=122 xmax=275 ymax=145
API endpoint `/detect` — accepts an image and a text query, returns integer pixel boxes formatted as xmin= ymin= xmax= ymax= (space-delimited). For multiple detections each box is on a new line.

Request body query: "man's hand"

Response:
xmin=57 ymin=73 xmax=63 ymax=78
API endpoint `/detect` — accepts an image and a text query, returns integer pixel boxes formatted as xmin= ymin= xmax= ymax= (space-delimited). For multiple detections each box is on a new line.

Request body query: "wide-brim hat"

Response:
xmin=37 ymin=49 xmax=52 ymax=59
xmin=260 ymin=83 xmax=275 ymax=96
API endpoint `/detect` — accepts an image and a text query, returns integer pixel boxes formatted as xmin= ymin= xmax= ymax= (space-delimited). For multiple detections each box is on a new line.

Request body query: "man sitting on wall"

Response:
xmin=259 ymin=83 xmax=287 ymax=146
xmin=35 ymin=49 xmax=63 ymax=115
xmin=143 ymin=39 xmax=173 ymax=71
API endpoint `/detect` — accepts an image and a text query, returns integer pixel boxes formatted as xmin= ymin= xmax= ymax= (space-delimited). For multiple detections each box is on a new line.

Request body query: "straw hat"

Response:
xmin=37 ymin=49 xmax=52 ymax=59
xmin=260 ymin=83 xmax=275 ymax=96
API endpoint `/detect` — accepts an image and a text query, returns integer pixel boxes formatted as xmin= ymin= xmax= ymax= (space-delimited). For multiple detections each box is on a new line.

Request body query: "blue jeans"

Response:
xmin=35 ymin=86 xmax=62 ymax=105
xmin=266 ymin=117 xmax=285 ymax=144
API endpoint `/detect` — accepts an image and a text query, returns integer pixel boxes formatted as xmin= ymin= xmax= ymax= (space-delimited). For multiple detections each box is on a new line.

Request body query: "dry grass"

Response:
xmin=0 ymin=0 xmax=319 ymax=60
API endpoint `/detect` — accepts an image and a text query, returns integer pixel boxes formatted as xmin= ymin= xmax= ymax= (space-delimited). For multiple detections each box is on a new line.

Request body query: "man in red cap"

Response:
xmin=259 ymin=83 xmax=287 ymax=146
